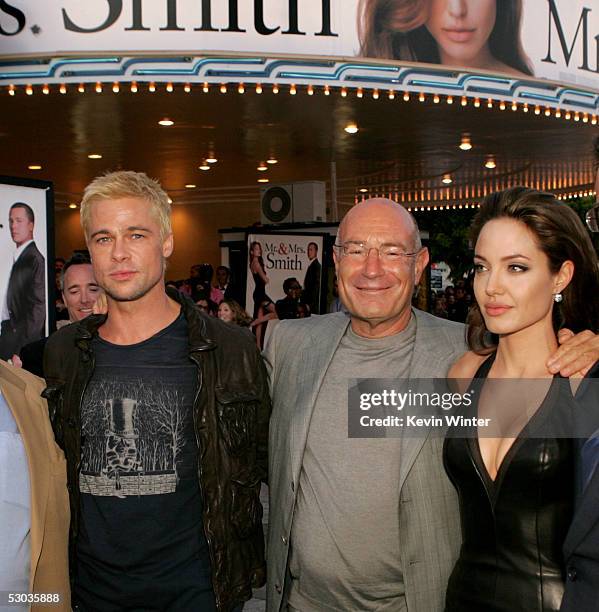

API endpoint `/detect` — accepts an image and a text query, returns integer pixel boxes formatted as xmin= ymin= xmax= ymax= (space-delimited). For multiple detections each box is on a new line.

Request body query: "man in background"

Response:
xmin=275 ymin=278 xmax=305 ymax=320
xmin=0 ymin=203 xmax=45 ymax=360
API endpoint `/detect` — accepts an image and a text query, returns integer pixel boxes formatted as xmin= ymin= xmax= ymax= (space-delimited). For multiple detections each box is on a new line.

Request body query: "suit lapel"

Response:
xmin=399 ymin=311 xmax=460 ymax=491
xmin=564 ymin=465 xmax=599 ymax=559
xmin=289 ymin=317 xmax=349 ymax=482
xmin=0 ymin=371 xmax=49 ymax=590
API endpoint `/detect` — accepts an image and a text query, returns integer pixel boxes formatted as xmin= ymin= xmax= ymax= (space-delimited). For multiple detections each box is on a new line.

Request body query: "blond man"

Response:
xmin=43 ymin=171 xmax=269 ymax=612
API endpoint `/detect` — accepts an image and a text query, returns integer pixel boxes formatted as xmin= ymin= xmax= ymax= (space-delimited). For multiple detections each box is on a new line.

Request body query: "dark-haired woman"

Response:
xmin=249 ymin=241 xmax=275 ymax=348
xmin=359 ymin=0 xmax=532 ymax=76
xmin=444 ymin=187 xmax=599 ymax=611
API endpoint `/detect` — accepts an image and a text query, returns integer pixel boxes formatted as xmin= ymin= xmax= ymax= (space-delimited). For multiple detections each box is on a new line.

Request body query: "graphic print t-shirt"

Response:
xmin=75 ymin=313 xmax=215 ymax=611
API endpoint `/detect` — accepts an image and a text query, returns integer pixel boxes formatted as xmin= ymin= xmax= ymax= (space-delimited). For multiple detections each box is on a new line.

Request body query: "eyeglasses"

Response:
xmin=334 ymin=242 xmax=421 ymax=262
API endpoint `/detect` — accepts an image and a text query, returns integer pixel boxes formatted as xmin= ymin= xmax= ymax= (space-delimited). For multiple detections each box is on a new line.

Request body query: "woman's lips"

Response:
xmin=442 ymin=28 xmax=476 ymax=43
xmin=484 ymin=304 xmax=512 ymax=316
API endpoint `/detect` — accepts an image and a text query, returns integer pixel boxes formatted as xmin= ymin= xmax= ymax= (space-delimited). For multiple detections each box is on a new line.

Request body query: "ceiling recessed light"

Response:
xmin=206 ymin=157 xmax=218 ymax=164
xmin=459 ymin=134 xmax=472 ymax=151
xmin=258 ymin=178 xmax=269 ymax=183
xmin=88 ymin=153 xmax=102 ymax=159
xmin=344 ymin=123 xmax=359 ymax=134
xmin=199 ymin=164 xmax=210 ymax=171
xmin=257 ymin=163 xmax=268 ymax=171
xmin=359 ymin=188 xmax=368 ymax=193
xmin=442 ymin=174 xmax=453 ymax=185
xmin=485 ymin=155 xmax=497 ymax=169
xmin=28 ymin=164 xmax=42 ymax=170
xmin=185 ymin=184 xmax=196 ymax=189
xmin=69 ymin=203 xmax=78 ymax=209
xmin=158 ymin=118 xmax=174 ymax=126
xmin=267 ymin=157 xmax=278 ymax=165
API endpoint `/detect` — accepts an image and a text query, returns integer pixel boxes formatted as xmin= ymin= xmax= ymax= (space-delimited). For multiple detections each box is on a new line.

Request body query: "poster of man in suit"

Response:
xmin=0 ymin=178 xmax=52 ymax=360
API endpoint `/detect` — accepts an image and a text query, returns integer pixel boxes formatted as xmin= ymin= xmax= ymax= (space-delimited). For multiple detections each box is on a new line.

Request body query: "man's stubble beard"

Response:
xmin=102 ymin=271 xmax=164 ymax=303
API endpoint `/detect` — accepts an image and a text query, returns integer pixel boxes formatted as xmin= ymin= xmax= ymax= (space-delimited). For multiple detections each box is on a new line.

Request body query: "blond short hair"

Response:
xmin=80 ymin=171 xmax=172 ymax=241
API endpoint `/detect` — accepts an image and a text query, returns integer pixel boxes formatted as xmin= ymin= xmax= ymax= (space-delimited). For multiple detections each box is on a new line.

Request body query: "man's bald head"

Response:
xmin=333 ymin=197 xmax=429 ymax=338
xmin=338 ymin=198 xmax=421 ymax=250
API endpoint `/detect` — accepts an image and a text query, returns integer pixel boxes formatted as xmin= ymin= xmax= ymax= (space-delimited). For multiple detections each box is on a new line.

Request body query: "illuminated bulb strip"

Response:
xmin=25 ymin=84 xmax=33 ymax=95
xmin=59 ymin=84 xmax=67 ymax=94
xmin=112 ymin=82 xmax=120 ymax=93
xmin=372 ymin=89 xmax=379 ymax=100
xmin=8 ymin=85 xmax=15 ymax=96
xmin=148 ymin=82 xmax=156 ymax=93
xmin=130 ymin=81 xmax=138 ymax=93
xmin=272 ymin=83 xmax=279 ymax=94
xmin=203 ymin=82 xmax=209 ymax=93
xmin=388 ymin=90 xmax=395 ymax=100
xmin=184 ymin=83 xmax=191 ymax=93
xmin=95 ymin=82 xmax=102 ymax=93
xmin=487 ymin=98 xmax=493 ymax=108
xmin=324 ymin=85 xmax=330 ymax=96
xmin=433 ymin=94 xmax=440 ymax=104
xmin=461 ymin=95 xmax=467 ymax=106
xmin=419 ymin=92 xmax=425 ymax=102
xmin=166 ymin=82 xmax=173 ymax=92
xmin=256 ymin=83 xmax=263 ymax=94
xmin=42 ymin=84 xmax=49 ymax=95
xmin=499 ymin=100 xmax=506 ymax=110
xmin=290 ymin=84 xmax=297 ymax=95
xmin=238 ymin=83 xmax=245 ymax=94
xmin=473 ymin=98 xmax=480 ymax=108
xmin=357 ymin=88 xmax=363 ymax=98
xmin=341 ymin=87 xmax=347 ymax=97
xmin=220 ymin=83 xmax=227 ymax=93
xmin=307 ymin=85 xmax=314 ymax=96
xmin=78 ymin=83 xmax=85 ymax=93
xmin=447 ymin=95 xmax=453 ymax=104
xmin=403 ymin=92 xmax=410 ymax=101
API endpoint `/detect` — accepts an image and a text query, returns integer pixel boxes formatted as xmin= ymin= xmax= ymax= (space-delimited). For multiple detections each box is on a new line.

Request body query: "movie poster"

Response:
xmin=245 ymin=233 xmax=325 ymax=320
xmin=0 ymin=176 xmax=53 ymax=360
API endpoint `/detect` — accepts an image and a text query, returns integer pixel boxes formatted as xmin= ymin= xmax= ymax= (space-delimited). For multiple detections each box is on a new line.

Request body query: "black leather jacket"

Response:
xmin=42 ymin=289 xmax=270 ymax=611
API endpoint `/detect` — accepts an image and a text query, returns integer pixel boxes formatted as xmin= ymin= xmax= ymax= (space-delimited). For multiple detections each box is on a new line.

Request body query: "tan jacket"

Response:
xmin=1 ymin=360 xmax=70 ymax=611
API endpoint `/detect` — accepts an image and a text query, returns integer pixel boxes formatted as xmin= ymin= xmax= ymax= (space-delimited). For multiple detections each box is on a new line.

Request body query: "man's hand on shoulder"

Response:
xmin=547 ymin=329 xmax=599 ymax=377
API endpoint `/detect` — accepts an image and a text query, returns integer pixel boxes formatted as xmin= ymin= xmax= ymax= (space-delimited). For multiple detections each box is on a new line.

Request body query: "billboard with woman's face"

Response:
xmin=357 ymin=0 xmax=599 ymax=86
xmin=3 ymin=1 xmax=599 ymax=88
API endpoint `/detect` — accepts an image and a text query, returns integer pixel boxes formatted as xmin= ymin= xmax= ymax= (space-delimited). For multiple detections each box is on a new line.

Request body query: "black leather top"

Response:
xmin=443 ymin=356 xmax=575 ymax=612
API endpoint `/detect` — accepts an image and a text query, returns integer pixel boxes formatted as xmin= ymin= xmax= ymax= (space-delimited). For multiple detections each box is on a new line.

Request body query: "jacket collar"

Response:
xmin=73 ymin=286 xmax=216 ymax=353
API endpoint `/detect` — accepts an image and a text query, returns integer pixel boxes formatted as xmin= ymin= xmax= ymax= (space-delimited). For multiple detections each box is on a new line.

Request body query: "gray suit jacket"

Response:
xmin=264 ymin=310 xmax=465 ymax=612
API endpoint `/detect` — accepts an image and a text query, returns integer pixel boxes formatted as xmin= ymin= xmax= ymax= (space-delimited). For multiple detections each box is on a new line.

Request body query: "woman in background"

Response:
xmin=217 ymin=300 xmax=252 ymax=328
xmin=444 ymin=187 xmax=599 ymax=611
xmin=359 ymin=0 xmax=532 ymax=76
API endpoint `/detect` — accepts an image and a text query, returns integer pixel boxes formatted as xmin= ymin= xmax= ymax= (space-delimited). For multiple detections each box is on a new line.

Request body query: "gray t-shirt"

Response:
xmin=289 ymin=317 xmax=416 ymax=612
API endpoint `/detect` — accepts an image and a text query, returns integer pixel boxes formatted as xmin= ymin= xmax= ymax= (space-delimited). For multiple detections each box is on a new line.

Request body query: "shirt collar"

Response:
xmin=14 ymin=240 xmax=33 ymax=262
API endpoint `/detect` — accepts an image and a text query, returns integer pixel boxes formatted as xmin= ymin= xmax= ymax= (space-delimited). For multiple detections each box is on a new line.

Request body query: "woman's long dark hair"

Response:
xmin=358 ymin=0 xmax=533 ymax=75
xmin=467 ymin=187 xmax=599 ymax=353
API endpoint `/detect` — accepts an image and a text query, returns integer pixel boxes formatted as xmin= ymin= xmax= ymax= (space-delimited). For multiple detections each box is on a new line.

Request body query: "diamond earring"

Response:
xmin=553 ymin=293 xmax=563 ymax=303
